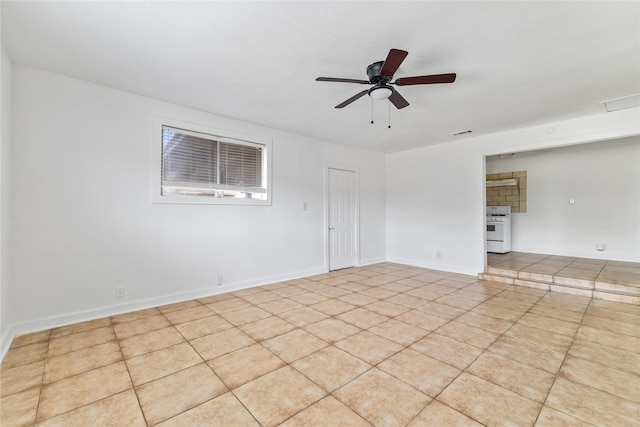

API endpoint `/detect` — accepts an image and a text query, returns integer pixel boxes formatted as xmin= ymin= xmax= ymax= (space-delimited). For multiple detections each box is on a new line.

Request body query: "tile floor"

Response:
xmin=1 ymin=263 xmax=639 ymax=426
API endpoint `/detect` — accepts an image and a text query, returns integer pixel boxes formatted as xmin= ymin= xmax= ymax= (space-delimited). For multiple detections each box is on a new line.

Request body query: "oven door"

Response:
xmin=486 ymin=220 xmax=505 ymax=241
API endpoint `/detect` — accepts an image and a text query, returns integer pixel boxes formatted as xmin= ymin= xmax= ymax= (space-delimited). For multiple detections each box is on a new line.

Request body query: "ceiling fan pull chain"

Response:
xmin=371 ymin=97 xmax=374 ymax=124
xmin=388 ymin=101 xmax=391 ymax=129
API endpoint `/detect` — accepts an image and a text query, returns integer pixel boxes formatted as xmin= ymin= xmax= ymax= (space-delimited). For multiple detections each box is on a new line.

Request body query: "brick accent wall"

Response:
xmin=486 ymin=171 xmax=527 ymax=213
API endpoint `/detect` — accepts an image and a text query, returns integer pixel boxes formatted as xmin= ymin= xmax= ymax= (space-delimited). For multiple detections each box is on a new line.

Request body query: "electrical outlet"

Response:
xmin=116 ymin=287 xmax=125 ymax=298
xmin=218 ymin=276 xmax=223 ymax=286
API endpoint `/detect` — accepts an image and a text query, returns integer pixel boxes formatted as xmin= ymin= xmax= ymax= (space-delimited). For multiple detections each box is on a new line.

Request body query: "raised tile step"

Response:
xmin=479 ymin=268 xmax=639 ymax=305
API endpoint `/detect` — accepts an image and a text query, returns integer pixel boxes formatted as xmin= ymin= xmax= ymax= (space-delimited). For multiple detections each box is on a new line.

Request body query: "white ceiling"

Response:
xmin=2 ymin=1 xmax=639 ymax=153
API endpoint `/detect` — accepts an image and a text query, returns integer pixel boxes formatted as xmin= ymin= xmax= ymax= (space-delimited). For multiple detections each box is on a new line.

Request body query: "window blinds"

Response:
xmin=161 ymin=126 xmax=264 ymax=195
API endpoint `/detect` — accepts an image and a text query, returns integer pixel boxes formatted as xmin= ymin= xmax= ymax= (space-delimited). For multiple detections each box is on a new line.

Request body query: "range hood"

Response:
xmin=486 ymin=178 xmax=518 ymax=187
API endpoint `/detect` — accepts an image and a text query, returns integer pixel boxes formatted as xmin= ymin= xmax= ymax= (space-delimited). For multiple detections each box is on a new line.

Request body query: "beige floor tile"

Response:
xmin=0 ymin=387 xmax=40 ymax=427
xmin=208 ymin=343 xmax=285 ymax=389
xmin=386 ymin=293 xmax=429 ymax=309
xmin=37 ymin=362 xmax=132 ymax=422
xmin=568 ymin=339 xmax=640 ymax=374
xmin=586 ymin=305 xmax=640 ymax=325
xmin=1 ymin=341 xmax=49 ymax=370
xmin=111 ymin=307 xmax=161 ymax=324
xmin=581 ymin=314 xmax=640 ymax=338
xmin=435 ymin=294 xmax=481 ymax=310
xmin=271 ymin=285 xmax=307 ymax=297
xmin=436 ymin=321 xmax=500 ymax=349
xmin=155 ymin=392 xmax=259 ymax=427
xmin=559 ymin=355 xmax=640 ymax=402
xmin=394 ymin=310 xmax=449 ymax=331
xmin=136 ymin=363 xmax=227 ymax=425
xmin=337 ymin=293 xmax=378 ymax=306
xmin=288 ymin=291 xmax=329 ymax=305
xmin=336 ymin=307 xmax=389 ymax=329
xmin=174 ymin=315 xmax=233 ymax=340
xmin=219 ymin=305 xmax=272 ymax=326
xmin=0 ymin=360 xmax=45 ymax=397
xmin=528 ymin=304 xmax=585 ymax=323
xmin=417 ymin=301 xmax=467 ymax=319
xmin=234 ymin=366 xmax=325 ymax=427
xmin=456 ymin=311 xmax=513 ymax=334
xmin=411 ymin=333 xmax=482 ymax=370
xmin=262 ymin=329 xmax=328 ymax=363
xmin=378 ymin=348 xmax=460 ymax=397
xmin=357 ymin=287 xmax=398 ymax=300
xmin=47 ymin=326 xmax=116 ymax=357
xmin=240 ymin=290 xmax=281 ymax=305
xmin=304 ymin=318 xmax=361 ymax=343
xmin=239 ymin=315 xmax=296 ymax=341
xmin=277 ymin=306 xmax=328 ymax=327
xmin=534 ymin=406 xmax=594 ymax=426
xmin=574 ymin=325 xmax=640 ymax=353
xmin=190 ymin=327 xmax=255 ymax=360
xmin=438 ymin=373 xmax=541 ymax=427
xmin=366 ymin=300 xmax=410 ymax=317
xmin=334 ymin=368 xmax=430 ymax=427
xmin=197 ymin=293 xmax=235 ymax=304
xmin=517 ymin=312 xmax=580 ymax=337
xmin=467 ymin=352 xmax=555 ymax=402
xmin=126 ymin=342 xmax=203 ymax=386
xmin=407 ymin=400 xmax=484 ymax=427
xmin=113 ymin=314 xmax=171 ymax=340
xmin=505 ymin=324 xmax=573 ymax=353
xmin=9 ymin=329 xmax=51 ymax=348
xmin=471 ymin=304 xmax=523 ymax=322
xmin=335 ymin=331 xmax=403 ymax=365
xmin=157 ymin=299 xmax=202 ymax=314
xmin=44 ymin=341 xmax=122 ymax=384
xmin=291 ymin=346 xmax=370 ymax=392
xmin=310 ymin=299 xmax=357 ymax=315
xmin=206 ymin=297 xmax=253 ymax=314
xmin=279 ymin=395 xmax=370 ymax=427
xmin=313 ymin=286 xmax=352 ymax=298
xmin=369 ymin=319 xmax=430 ymax=346
xmin=488 ymin=335 xmax=566 ymax=374
xmin=36 ymin=390 xmax=146 ymax=427
xmin=50 ymin=318 xmax=111 ymax=339
xmin=258 ymin=298 xmax=304 ymax=315
xmin=163 ymin=305 xmax=215 ymax=325
xmin=546 ymin=377 xmax=639 ymax=427
xmin=119 ymin=326 xmax=185 ymax=359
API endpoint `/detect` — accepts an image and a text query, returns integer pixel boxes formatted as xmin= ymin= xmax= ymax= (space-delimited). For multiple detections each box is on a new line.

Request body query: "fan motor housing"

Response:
xmin=367 ymin=61 xmax=390 ymax=84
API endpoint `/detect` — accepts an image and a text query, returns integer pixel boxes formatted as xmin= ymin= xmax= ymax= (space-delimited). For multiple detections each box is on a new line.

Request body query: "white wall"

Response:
xmin=486 ymin=138 xmax=640 ymax=260
xmin=6 ymin=65 xmax=386 ymax=342
xmin=1 ymin=46 xmax=12 ymax=352
xmin=386 ymin=108 xmax=640 ymax=275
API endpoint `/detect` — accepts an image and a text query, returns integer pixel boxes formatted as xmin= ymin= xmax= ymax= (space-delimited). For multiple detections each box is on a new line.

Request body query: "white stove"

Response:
xmin=486 ymin=206 xmax=512 ymax=253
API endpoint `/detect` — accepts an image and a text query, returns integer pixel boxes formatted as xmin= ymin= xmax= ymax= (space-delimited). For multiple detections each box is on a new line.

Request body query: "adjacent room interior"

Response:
xmin=1 ymin=2 xmax=638 ymax=426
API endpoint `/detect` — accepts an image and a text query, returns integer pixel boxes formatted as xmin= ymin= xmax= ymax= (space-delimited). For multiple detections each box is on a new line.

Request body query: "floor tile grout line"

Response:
xmin=112 ymin=316 xmax=151 ymax=427
xmin=531 ymin=296 xmax=595 ymax=426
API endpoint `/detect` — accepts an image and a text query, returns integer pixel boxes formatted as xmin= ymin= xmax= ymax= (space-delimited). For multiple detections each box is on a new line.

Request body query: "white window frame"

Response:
xmin=151 ymin=116 xmax=272 ymax=205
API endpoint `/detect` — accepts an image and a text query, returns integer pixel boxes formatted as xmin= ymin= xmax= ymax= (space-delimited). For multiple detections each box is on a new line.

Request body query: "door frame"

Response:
xmin=325 ymin=164 xmax=360 ymax=272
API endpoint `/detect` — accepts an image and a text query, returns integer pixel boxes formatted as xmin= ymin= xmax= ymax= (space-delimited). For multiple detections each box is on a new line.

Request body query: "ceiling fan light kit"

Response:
xmin=316 ymin=48 xmax=456 ymax=112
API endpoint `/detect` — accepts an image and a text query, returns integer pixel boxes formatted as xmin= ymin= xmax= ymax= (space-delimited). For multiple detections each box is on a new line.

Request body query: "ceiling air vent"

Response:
xmin=600 ymin=94 xmax=639 ymax=112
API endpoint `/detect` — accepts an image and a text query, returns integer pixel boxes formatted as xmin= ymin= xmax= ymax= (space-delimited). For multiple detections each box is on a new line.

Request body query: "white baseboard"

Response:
xmin=386 ymin=257 xmax=482 ymax=277
xmin=0 ymin=266 xmax=326 ymax=362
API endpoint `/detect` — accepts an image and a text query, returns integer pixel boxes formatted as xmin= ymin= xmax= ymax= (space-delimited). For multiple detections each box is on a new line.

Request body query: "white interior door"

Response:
xmin=328 ymin=168 xmax=357 ymax=271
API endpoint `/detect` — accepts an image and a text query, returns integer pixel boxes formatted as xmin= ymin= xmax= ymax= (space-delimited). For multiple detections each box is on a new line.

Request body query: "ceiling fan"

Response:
xmin=316 ymin=48 xmax=456 ymax=109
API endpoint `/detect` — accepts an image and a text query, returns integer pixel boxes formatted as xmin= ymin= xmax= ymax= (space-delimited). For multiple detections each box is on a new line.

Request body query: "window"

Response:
xmin=152 ymin=118 xmax=271 ymax=205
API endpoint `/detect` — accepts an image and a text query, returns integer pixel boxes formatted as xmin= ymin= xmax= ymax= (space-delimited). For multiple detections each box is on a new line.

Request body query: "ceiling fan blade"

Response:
xmin=394 ymin=73 xmax=457 ymax=86
xmin=379 ymin=49 xmax=409 ymax=77
xmin=335 ymin=90 xmax=369 ymax=108
xmin=388 ymin=90 xmax=409 ymax=109
xmin=316 ymin=77 xmax=370 ymax=84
